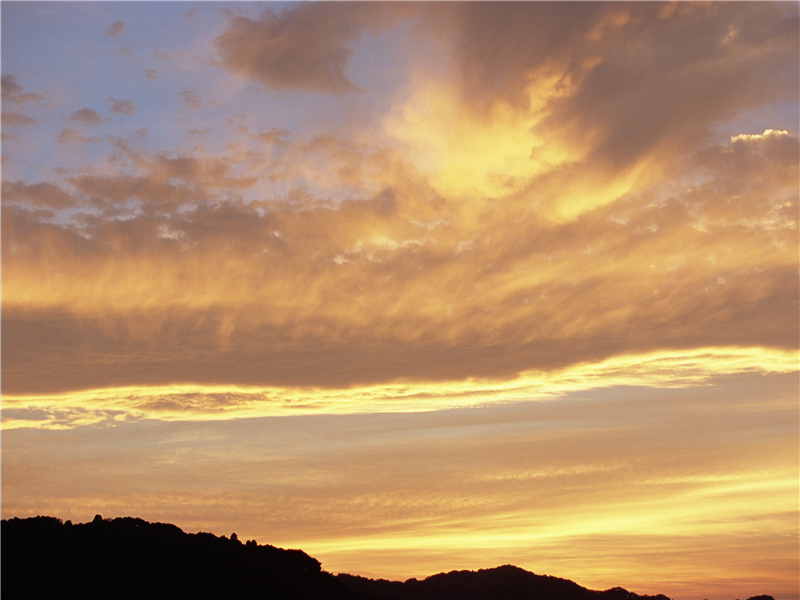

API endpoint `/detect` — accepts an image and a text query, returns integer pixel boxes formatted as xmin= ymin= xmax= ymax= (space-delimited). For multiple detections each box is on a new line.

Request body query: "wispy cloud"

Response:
xmin=2 ymin=120 xmax=796 ymax=394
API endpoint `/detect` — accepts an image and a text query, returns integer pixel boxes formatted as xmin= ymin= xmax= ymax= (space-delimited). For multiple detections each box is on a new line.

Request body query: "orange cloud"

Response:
xmin=2 ymin=180 xmax=77 ymax=209
xmin=2 ymin=346 xmax=796 ymax=430
xmin=2 ymin=5 xmax=797 ymax=598
xmin=381 ymin=2 xmax=799 ymax=221
xmin=2 ymin=125 xmax=797 ymax=394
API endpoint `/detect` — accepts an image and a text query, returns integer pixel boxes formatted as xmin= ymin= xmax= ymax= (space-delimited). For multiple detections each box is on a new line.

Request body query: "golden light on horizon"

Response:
xmin=2 ymin=346 xmax=795 ymax=429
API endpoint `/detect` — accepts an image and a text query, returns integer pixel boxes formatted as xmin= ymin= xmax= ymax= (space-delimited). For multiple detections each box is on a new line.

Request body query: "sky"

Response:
xmin=1 ymin=2 xmax=798 ymax=598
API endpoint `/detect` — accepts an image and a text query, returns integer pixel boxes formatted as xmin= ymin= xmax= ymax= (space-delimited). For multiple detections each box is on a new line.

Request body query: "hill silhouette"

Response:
xmin=1 ymin=515 xmax=350 ymax=599
xmin=338 ymin=566 xmax=672 ymax=600
xmin=1 ymin=516 xmax=777 ymax=600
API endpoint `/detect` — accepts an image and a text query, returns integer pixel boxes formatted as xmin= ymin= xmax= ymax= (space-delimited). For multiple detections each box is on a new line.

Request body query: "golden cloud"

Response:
xmin=2 ymin=2 xmax=798 ymax=397
xmin=3 ymin=131 xmax=797 ymax=393
xmin=3 ymin=346 xmax=796 ymax=430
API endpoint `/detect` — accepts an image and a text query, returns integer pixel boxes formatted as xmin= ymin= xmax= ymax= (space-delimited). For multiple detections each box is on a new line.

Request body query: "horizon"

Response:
xmin=2 ymin=2 xmax=798 ymax=600
xmin=0 ymin=513 xmax=781 ymax=599
xmin=0 ymin=514 xmax=777 ymax=600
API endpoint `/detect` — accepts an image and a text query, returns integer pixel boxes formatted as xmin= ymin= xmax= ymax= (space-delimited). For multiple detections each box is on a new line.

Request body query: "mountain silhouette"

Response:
xmin=338 ymin=566 xmax=672 ymax=600
xmin=1 ymin=516 xmax=777 ymax=600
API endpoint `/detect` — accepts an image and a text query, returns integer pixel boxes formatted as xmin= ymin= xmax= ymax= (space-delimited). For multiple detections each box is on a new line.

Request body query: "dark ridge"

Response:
xmin=1 ymin=515 xmax=350 ymax=600
xmin=336 ymin=566 xmax=674 ymax=600
xmin=0 ymin=516 xmax=777 ymax=600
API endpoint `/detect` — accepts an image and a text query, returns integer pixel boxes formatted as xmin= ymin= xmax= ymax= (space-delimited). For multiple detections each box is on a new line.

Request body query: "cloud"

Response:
xmin=437 ymin=2 xmax=612 ymax=111
xmin=2 ymin=346 xmax=796 ymax=428
xmin=106 ymin=20 xmax=124 ymax=38
xmin=383 ymin=2 xmax=799 ymax=220
xmin=69 ymin=108 xmax=109 ymax=127
xmin=213 ymin=3 xmax=405 ymax=93
xmin=1 ymin=75 xmax=46 ymax=104
xmin=179 ymin=90 xmax=203 ymax=110
xmin=112 ymin=45 xmax=134 ymax=58
xmin=1 ymin=112 xmax=37 ymax=127
xmin=1 ymin=180 xmax=77 ymax=209
xmin=1 ymin=3 xmax=797 ymax=398
xmin=543 ymin=5 xmax=799 ymax=177
xmin=56 ymin=128 xmax=101 ymax=145
xmin=2 ymin=7 xmax=797 ymax=599
xmin=37 ymin=147 xmax=257 ymax=213
xmin=2 ymin=74 xmax=24 ymax=97
xmin=1 ymin=129 xmax=797 ymax=394
xmin=143 ymin=68 xmax=159 ymax=80
xmin=107 ymin=97 xmax=135 ymax=115
xmin=256 ymin=128 xmax=289 ymax=146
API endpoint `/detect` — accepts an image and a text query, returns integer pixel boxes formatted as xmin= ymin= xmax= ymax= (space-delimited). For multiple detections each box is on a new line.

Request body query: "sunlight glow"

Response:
xmin=3 ymin=346 xmax=796 ymax=430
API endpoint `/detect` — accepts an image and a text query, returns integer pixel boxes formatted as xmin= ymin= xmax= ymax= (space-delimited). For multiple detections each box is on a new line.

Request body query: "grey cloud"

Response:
xmin=179 ymin=90 xmax=203 ymax=110
xmin=57 ymin=128 xmax=81 ymax=144
xmin=107 ymin=97 xmax=136 ymax=115
xmin=69 ymin=108 xmax=109 ymax=127
xmin=112 ymin=46 xmax=134 ymax=58
xmin=442 ymin=2 xmax=609 ymax=111
xmin=257 ymin=128 xmax=289 ymax=145
xmin=2 ymin=285 xmax=797 ymax=397
xmin=213 ymin=3 xmax=406 ymax=93
xmin=1 ymin=74 xmax=23 ymax=97
xmin=62 ymin=151 xmax=256 ymax=209
xmin=106 ymin=20 xmax=124 ymax=38
xmin=702 ymin=130 xmax=799 ymax=191
xmin=57 ymin=128 xmax=102 ymax=144
xmin=1 ymin=112 xmax=37 ymax=127
xmin=429 ymin=3 xmax=798 ymax=177
xmin=1 ymin=75 xmax=45 ymax=104
xmin=2 ymin=180 xmax=78 ymax=209
xmin=547 ymin=3 xmax=797 ymax=172
xmin=67 ymin=174 xmax=196 ymax=208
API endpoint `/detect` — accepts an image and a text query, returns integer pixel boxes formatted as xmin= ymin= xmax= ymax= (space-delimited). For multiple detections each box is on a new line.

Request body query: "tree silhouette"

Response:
xmin=1 ymin=516 xmax=777 ymax=600
xmin=1 ymin=516 xmax=349 ymax=600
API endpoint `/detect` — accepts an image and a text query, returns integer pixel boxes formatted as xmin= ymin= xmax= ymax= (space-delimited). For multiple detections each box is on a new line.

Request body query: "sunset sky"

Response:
xmin=2 ymin=2 xmax=799 ymax=598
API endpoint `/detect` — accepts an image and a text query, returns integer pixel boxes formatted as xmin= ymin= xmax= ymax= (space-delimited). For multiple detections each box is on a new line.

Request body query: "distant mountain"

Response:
xmin=0 ymin=516 xmax=777 ymax=600
xmin=338 ymin=566 xmax=671 ymax=600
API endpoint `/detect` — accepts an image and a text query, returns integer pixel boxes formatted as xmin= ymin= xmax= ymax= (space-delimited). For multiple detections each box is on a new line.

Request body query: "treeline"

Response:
xmin=1 ymin=515 xmax=350 ymax=599
xmin=1 ymin=516 xmax=778 ymax=600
